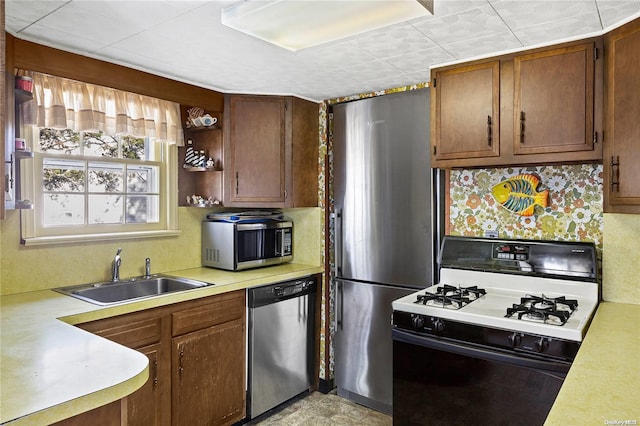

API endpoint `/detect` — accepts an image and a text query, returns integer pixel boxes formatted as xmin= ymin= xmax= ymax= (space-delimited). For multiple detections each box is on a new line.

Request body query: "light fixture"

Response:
xmin=221 ymin=0 xmax=434 ymax=51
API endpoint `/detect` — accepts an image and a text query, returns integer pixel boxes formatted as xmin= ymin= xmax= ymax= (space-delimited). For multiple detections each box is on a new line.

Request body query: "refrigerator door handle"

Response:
xmin=335 ymin=280 xmax=343 ymax=331
xmin=335 ymin=209 xmax=343 ymax=276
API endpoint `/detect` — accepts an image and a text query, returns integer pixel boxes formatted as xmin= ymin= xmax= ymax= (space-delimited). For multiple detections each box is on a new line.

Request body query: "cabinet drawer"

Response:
xmin=80 ymin=314 xmax=162 ymax=349
xmin=172 ymin=291 xmax=244 ymax=336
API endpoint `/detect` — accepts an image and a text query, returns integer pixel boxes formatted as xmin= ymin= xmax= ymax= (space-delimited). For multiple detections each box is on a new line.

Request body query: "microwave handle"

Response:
xmin=276 ymin=228 xmax=285 ymax=256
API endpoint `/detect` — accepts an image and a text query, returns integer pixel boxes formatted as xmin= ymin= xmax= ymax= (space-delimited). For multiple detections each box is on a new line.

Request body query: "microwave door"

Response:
xmin=237 ymin=227 xmax=263 ymax=262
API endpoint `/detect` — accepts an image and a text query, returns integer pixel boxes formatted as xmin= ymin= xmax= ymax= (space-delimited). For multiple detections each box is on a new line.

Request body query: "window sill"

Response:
xmin=21 ymin=230 xmax=182 ymax=246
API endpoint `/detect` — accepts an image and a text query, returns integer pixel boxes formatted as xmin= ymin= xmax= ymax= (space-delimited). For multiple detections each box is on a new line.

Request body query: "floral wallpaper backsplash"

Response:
xmin=449 ymin=164 xmax=604 ymax=248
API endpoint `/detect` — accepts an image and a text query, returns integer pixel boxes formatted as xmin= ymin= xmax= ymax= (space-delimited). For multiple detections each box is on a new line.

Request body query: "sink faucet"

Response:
xmin=111 ymin=248 xmax=123 ymax=282
xmin=144 ymin=257 xmax=151 ymax=279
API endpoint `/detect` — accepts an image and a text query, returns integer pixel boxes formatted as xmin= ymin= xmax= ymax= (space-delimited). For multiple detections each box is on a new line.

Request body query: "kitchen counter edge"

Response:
xmin=0 ymin=263 xmax=323 ymax=425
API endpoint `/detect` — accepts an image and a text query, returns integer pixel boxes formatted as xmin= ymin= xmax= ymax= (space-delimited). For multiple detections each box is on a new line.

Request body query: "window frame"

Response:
xmin=20 ymin=126 xmax=179 ymax=246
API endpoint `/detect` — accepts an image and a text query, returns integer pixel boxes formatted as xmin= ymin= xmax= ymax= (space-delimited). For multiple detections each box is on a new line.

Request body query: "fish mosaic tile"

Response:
xmin=449 ymin=163 xmax=603 ymax=247
xmin=491 ymin=174 xmax=549 ymax=217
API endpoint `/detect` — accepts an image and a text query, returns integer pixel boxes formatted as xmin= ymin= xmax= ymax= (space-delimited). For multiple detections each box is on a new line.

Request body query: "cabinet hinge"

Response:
xmin=593 ymin=47 xmax=598 ymax=61
xmin=593 ymin=131 xmax=598 ymax=144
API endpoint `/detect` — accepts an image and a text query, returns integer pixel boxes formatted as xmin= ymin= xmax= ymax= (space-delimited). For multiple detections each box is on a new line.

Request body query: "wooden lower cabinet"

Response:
xmin=129 ymin=343 xmax=166 ymax=426
xmin=172 ymin=318 xmax=245 ymax=426
xmin=76 ymin=290 xmax=246 ymax=426
xmin=51 ymin=401 xmax=122 ymax=426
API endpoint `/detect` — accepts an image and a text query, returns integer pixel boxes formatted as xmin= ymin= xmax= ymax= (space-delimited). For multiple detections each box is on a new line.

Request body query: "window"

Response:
xmin=18 ymin=71 xmax=182 ymax=245
xmin=40 ymin=130 xmax=159 ymax=226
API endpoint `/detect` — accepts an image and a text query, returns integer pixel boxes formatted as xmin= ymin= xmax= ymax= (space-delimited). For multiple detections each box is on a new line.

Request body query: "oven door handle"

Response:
xmin=392 ymin=329 xmax=571 ymax=374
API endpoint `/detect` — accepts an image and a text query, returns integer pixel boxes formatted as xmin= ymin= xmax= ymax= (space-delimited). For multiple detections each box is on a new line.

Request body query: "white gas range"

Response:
xmin=391 ymin=236 xmax=600 ymax=425
xmin=392 ymin=266 xmax=599 ymax=343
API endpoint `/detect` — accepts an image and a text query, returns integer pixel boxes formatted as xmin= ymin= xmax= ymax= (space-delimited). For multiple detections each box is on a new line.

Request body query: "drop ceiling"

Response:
xmin=5 ymin=0 xmax=640 ymax=102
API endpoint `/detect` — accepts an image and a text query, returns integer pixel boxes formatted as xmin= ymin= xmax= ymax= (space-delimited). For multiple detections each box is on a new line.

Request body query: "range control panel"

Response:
xmin=492 ymin=243 xmax=530 ymax=261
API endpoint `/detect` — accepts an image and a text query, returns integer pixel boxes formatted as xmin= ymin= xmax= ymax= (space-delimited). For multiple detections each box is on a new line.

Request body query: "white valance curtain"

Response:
xmin=20 ymin=70 xmax=184 ymax=146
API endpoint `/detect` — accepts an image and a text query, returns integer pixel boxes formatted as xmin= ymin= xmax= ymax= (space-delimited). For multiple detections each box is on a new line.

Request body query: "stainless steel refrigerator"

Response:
xmin=332 ymin=89 xmax=443 ymax=415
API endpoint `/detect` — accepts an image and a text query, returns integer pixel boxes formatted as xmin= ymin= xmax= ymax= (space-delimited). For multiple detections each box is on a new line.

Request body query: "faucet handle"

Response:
xmin=116 ymin=248 xmax=123 ymax=256
xmin=145 ymin=257 xmax=151 ymax=278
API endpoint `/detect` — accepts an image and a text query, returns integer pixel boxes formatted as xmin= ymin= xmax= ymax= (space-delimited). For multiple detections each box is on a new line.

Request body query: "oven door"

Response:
xmin=392 ymin=329 xmax=570 ymax=426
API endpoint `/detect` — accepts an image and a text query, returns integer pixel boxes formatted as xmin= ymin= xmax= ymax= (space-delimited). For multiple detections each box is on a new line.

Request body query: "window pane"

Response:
xmin=39 ymin=128 xmax=81 ymax=154
xmin=88 ymin=195 xmax=124 ymax=224
xmin=122 ymin=135 xmax=147 ymax=160
xmin=127 ymin=195 xmax=159 ymax=223
xmin=89 ymin=162 xmax=124 ymax=193
xmin=84 ymin=131 xmax=119 ymax=158
xmin=127 ymin=165 xmax=158 ymax=193
xmin=43 ymin=159 xmax=85 ymax=192
xmin=43 ymin=194 xmax=84 ymax=225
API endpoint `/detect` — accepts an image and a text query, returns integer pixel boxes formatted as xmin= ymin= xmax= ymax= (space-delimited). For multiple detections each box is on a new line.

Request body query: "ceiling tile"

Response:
xmin=383 ymin=47 xmax=455 ymax=74
xmin=512 ymin=15 xmax=603 ymax=45
xmin=598 ymin=1 xmax=640 ymax=29
xmin=5 ymin=0 xmax=67 ymax=25
xmin=413 ymin=4 xmax=510 ymax=45
xmin=6 ymin=0 xmax=640 ymax=101
xmin=440 ymin=30 xmax=522 ymax=60
xmin=353 ymin=24 xmax=438 ymax=59
xmin=492 ymin=0 xmax=600 ymax=30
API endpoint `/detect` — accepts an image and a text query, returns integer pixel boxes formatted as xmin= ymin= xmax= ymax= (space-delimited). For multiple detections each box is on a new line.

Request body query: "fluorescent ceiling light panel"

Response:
xmin=221 ymin=0 xmax=433 ymax=51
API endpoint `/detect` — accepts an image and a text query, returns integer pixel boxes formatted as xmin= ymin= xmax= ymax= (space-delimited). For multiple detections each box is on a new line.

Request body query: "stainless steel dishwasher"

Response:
xmin=247 ymin=276 xmax=316 ymax=420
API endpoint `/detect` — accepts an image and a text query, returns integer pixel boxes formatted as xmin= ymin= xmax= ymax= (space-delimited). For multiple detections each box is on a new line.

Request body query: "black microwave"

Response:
xmin=202 ymin=219 xmax=293 ymax=271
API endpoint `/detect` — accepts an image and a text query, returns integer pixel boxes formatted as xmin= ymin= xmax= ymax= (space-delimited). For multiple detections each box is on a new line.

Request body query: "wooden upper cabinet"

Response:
xmin=224 ymin=94 xmax=319 ymax=208
xmin=432 ymin=61 xmax=500 ymax=161
xmin=604 ymin=18 xmax=640 ymax=213
xmin=226 ymin=95 xmax=287 ymax=204
xmin=431 ymin=39 xmax=603 ymax=168
xmin=513 ymin=43 xmax=595 ymax=155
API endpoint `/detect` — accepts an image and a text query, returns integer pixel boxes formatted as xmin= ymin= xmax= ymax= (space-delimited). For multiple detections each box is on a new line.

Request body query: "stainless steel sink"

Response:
xmin=55 ymin=275 xmax=212 ymax=305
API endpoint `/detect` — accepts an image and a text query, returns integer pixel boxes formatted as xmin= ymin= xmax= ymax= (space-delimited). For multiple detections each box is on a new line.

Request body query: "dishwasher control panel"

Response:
xmin=248 ymin=277 xmax=316 ymax=308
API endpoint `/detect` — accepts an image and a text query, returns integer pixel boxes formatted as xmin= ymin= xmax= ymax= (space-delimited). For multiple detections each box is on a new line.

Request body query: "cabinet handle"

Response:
xmin=611 ymin=156 xmax=620 ymax=192
xmin=520 ymin=111 xmax=525 ymax=144
xmin=487 ymin=115 xmax=492 ymax=147
xmin=235 ymin=171 xmax=239 ymax=195
xmin=178 ymin=345 xmax=184 ymax=378
xmin=152 ymin=353 xmax=158 ymax=388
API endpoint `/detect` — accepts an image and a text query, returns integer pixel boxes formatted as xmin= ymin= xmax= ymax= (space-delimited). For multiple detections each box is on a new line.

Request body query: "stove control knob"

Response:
xmin=432 ymin=318 xmax=445 ymax=333
xmin=411 ymin=315 xmax=425 ymax=329
xmin=535 ymin=337 xmax=549 ymax=353
xmin=508 ymin=332 xmax=522 ymax=348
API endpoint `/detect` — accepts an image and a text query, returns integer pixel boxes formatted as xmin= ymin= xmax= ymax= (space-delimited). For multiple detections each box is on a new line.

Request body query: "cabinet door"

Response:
xmin=514 ymin=43 xmax=595 ymax=155
xmin=79 ymin=313 xmax=169 ymax=426
xmin=172 ymin=318 xmax=245 ymax=426
xmin=432 ymin=61 xmax=500 ymax=161
xmin=128 ymin=343 xmax=169 ymax=426
xmin=604 ymin=19 xmax=640 ymax=212
xmin=227 ymin=96 xmax=286 ymax=204
xmin=51 ymin=401 xmax=122 ymax=426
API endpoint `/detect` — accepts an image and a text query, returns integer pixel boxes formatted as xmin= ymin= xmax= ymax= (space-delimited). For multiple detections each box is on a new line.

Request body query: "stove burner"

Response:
xmin=505 ymin=294 xmax=578 ymax=326
xmin=415 ymin=285 xmax=486 ymax=310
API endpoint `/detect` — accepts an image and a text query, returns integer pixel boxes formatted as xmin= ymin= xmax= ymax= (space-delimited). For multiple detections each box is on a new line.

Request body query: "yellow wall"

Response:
xmin=602 ymin=213 xmax=640 ymax=304
xmin=0 ymin=207 xmax=322 ymax=295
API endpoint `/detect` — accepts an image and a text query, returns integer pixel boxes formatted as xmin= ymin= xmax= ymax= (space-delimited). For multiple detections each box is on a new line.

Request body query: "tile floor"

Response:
xmin=247 ymin=391 xmax=392 ymax=426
